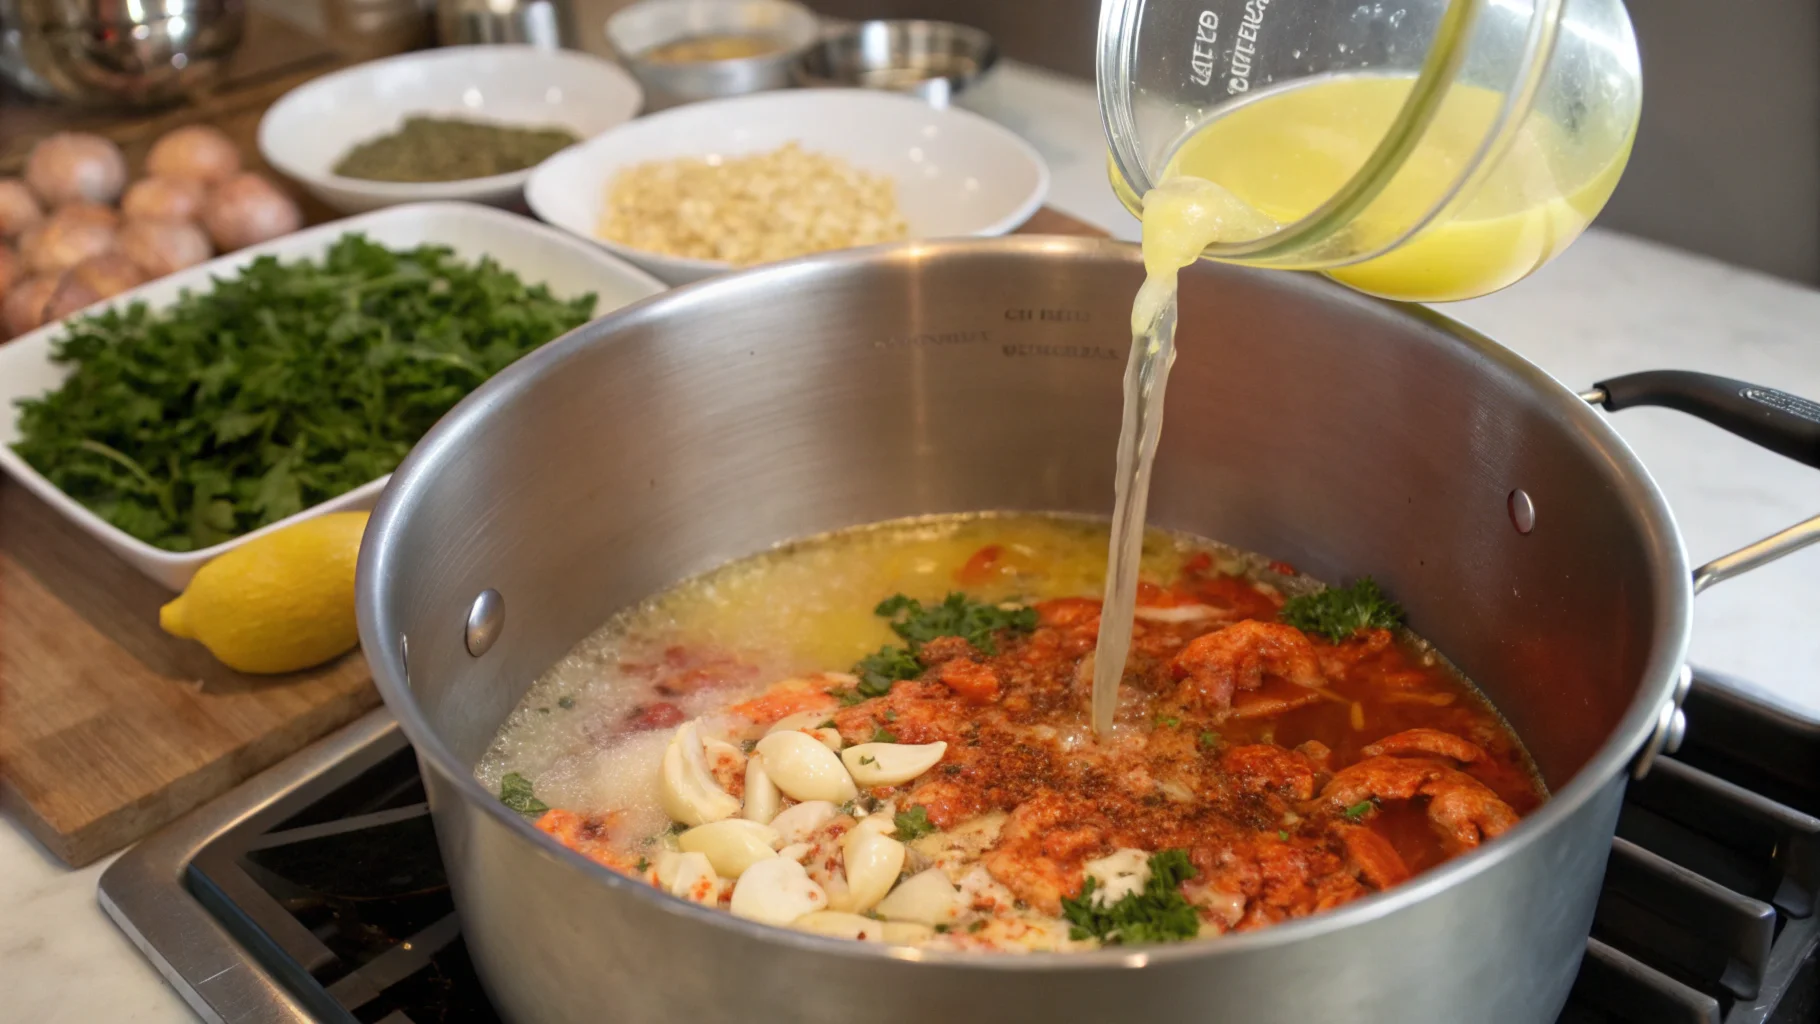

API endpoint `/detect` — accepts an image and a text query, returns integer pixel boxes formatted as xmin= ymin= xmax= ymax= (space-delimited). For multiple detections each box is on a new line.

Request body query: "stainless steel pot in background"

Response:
xmin=357 ymin=237 xmax=1820 ymax=1023
xmin=0 ymin=0 xmax=245 ymax=106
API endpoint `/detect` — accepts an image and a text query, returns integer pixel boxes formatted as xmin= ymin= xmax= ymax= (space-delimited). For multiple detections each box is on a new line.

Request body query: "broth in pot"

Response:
xmin=478 ymin=513 xmax=1544 ymax=950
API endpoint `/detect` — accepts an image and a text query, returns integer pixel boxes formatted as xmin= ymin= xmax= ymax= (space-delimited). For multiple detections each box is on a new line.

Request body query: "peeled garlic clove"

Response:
xmin=791 ymin=910 xmax=886 ymax=941
xmin=881 ymin=921 xmax=936 ymax=945
xmin=770 ymin=799 xmax=839 ymax=845
xmin=875 ymin=867 xmax=960 ymax=925
xmin=764 ymin=711 xmax=844 ymax=752
xmin=730 ymin=856 xmax=828 ymax=926
xmin=841 ymin=741 xmax=947 ymax=787
xmin=678 ymin=819 xmax=780 ymax=878
xmin=664 ymin=851 xmax=722 ymax=905
xmin=754 ymin=732 xmax=858 ymax=804
xmin=777 ymin=842 xmax=813 ymax=862
xmin=660 ymin=721 xmax=741 ymax=826
xmin=743 ymin=755 xmax=782 ymax=824
xmin=852 ymin=812 xmax=897 ymax=839
xmin=838 ymin=827 xmax=906 ymax=913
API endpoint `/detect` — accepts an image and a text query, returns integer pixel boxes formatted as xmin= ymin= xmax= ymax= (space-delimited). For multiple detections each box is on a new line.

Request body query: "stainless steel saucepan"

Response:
xmin=356 ymin=237 xmax=1820 ymax=1024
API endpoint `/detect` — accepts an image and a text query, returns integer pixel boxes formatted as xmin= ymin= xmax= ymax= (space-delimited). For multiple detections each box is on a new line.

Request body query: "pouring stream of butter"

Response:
xmin=1090 ymin=178 xmax=1277 ymax=738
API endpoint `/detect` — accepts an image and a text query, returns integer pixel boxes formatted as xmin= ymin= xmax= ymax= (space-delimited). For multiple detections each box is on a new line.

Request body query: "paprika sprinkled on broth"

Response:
xmin=477 ymin=514 xmax=1544 ymax=949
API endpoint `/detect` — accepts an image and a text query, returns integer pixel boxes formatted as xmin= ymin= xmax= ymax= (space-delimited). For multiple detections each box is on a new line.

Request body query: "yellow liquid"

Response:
xmin=1162 ymin=73 xmax=1635 ymax=302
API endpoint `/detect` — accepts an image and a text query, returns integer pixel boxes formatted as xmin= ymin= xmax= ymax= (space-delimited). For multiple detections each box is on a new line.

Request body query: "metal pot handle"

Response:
xmin=1582 ymin=371 xmax=1820 ymax=593
xmin=1581 ymin=371 xmax=1820 ymax=779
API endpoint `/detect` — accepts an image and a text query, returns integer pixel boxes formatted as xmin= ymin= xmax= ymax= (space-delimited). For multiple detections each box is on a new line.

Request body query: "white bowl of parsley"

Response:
xmin=0 ymin=202 xmax=665 ymax=590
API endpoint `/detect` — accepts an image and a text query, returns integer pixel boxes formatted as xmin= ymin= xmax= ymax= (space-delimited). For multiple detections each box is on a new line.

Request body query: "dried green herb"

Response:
xmin=334 ymin=115 xmax=579 ymax=182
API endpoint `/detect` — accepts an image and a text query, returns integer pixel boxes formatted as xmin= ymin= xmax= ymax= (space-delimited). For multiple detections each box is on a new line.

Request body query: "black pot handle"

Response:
xmin=1592 ymin=371 xmax=1820 ymax=470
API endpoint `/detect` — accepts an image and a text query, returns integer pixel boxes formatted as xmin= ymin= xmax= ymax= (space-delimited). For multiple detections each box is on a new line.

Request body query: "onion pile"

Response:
xmin=1 ymin=124 xmax=305 ymax=340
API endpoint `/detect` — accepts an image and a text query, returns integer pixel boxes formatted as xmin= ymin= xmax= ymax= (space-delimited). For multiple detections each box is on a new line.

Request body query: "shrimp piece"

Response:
xmin=1321 ymin=756 xmax=1520 ymax=854
xmin=937 ymin=658 xmax=1002 ymax=704
xmin=1170 ymin=620 xmax=1326 ymax=713
xmin=1425 ymin=777 xmax=1521 ymax=852
xmin=981 ymin=794 xmax=1105 ymax=914
xmin=1221 ymin=744 xmax=1318 ymax=800
xmin=726 ymin=677 xmax=839 ymax=725
xmin=1361 ymin=727 xmax=1486 ymax=764
xmin=1321 ymin=756 xmax=1453 ymax=807
xmin=1339 ymin=826 xmax=1410 ymax=889
xmin=535 ymin=809 xmax=639 ymax=875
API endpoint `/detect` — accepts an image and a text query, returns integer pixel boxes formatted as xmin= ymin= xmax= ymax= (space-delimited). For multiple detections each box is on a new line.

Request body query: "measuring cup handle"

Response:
xmin=1592 ymin=370 xmax=1820 ymax=470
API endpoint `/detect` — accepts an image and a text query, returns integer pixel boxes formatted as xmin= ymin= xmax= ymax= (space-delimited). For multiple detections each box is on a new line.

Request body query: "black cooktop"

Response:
xmin=120 ymin=670 xmax=1820 ymax=1024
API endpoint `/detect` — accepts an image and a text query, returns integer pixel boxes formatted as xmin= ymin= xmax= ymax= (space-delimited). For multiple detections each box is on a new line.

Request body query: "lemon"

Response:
xmin=159 ymin=511 xmax=369 ymax=674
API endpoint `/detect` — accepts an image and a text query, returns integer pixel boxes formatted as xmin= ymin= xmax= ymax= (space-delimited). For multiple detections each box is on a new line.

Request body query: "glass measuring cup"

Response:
xmin=1098 ymin=0 xmax=1642 ymax=301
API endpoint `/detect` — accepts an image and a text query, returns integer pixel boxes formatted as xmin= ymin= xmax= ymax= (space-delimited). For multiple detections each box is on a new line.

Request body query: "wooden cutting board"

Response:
xmin=0 ymin=15 xmax=1111 ymax=866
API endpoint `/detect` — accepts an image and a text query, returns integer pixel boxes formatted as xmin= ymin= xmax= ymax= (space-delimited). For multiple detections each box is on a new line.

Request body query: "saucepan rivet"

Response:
xmin=465 ymin=590 xmax=504 ymax=657
xmin=1507 ymin=489 xmax=1536 ymax=535
xmin=399 ymin=634 xmax=411 ymax=681
xmin=1663 ymin=708 xmax=1688 ymax=756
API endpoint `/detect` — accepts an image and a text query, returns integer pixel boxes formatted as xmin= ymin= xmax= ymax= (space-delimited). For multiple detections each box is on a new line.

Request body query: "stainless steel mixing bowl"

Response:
xmin=792 ymin=19 xmax=998 ymax=107
xmin=0 ymin=0 xmax=245 ymax=107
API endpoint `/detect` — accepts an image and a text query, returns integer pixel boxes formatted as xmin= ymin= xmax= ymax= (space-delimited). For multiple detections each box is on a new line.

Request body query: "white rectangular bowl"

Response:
xmin=0 ymin=201 xmax=665 ymax=591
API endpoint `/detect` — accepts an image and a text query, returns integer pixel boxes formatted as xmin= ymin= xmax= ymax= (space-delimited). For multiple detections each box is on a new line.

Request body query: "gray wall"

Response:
xmin=812 ymin=0 xmax=1820 ymax=284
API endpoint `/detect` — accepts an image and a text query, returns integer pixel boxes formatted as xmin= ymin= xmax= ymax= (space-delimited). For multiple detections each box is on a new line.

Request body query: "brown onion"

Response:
xmin=2 ymin=274 xmax=60 ymax=338
xmin=0 ymin=179 xmax=44 ymax=238
xmin=25 ymin=132 xmax=128 ymax=207
xmin=53 ymin=201 xmax=121 ymax=231
xmin=203 ymin=173 xmax=302 ymax=252
xmin=19 ymin=209 xmax=116 ymax=276
xmin=118 ymin=218 xmax=213 ymax=278
xmin=0 ymin=246 xmax=19 ymax=298
xmin=121 ymin=176 xmax=206 ymax=222
xmin=68 ymin=252 xmax=147 ymax=300
xmin=43 ymin=273 xmax=102 ymax=323
xmin=145 ymin=124 xmax=242 ymax=185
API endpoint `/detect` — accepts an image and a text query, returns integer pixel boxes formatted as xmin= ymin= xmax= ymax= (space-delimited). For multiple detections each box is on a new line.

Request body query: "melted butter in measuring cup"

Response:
xmin=1090 ymin=178 xmax=1276 ymax=738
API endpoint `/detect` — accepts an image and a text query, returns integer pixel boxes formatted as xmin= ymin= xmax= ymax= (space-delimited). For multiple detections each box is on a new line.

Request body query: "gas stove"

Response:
xmin=99 ymin=669 xmax=1820 ymax=1024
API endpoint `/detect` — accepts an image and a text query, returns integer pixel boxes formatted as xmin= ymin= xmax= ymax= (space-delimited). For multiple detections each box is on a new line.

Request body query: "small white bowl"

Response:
xmin=0 ymin=202 xmax=665 ymax=591
xmin=524 ymin=89 xmax=1050 ymax=284
xmin=258 ymin=46 xmax=643 ymax=214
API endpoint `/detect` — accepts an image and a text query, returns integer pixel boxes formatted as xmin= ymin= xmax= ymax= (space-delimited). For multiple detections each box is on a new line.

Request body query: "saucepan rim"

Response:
xmin=356 ymin=234 xmax=1692 ymax=969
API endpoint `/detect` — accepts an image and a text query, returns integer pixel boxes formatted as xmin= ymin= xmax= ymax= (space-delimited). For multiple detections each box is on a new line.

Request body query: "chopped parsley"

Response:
xmin=1157 ymin=715 xmax=1180 ymax=728
xmin=1060 ymin=849 xmax=1200 ymax=945
xmin=1277 ymin=830 xmax=1290 ymax=841
xmin=1343 ymin=799 xmax=1376 ymax=821
xmin=871 ymin=727 xmax=898 ymax=744
xmin=1279 ymin=576 xmax=1404 ymax=643
xmin=854 ymin=644 xmax=921 ymax=697
xmin=818 ymin=719 xmax=837 ymax=729
xmin=1197 ymin=731 xmax=1221 ymax=750
xmin=844 ymin=593 xmax=1039 ymax=701
xmin=635 ymin=857 xmax=649 ymax=872
xmin=884 ymin=709 xmax=898 ymax=721
xmin=497 ymin=772 xmax=548 ymax=815
xmin=831 ymin=688 xmax=868 ymax=707
xmin=933 ymin=923 xmax=951 ymax=934
xmin=556 ymin=695 xmax=575 ymax=710
xmin=892 ymin=805 xmax=936 ymax=841
xmin=859 ymin=755 xmax=877 ymax=766
xmin=967 ymin=920 xmax=987 ymax=933
xmin=876 ymin=592 xmax=1038 ymax=655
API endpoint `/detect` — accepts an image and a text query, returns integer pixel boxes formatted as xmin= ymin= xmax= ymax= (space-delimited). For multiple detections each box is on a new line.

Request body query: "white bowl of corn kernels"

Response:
xmin=523 ymin=89 xmax=1048 ymax=284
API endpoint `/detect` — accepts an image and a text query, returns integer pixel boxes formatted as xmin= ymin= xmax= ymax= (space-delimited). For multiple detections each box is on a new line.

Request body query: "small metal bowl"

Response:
xmin=605 ymin=0 xmax=819 ymax=112
xmin=0 ymin=0 xmax=245 ymax=108
xmin=791 ymin=20 xmax=998 ymax=108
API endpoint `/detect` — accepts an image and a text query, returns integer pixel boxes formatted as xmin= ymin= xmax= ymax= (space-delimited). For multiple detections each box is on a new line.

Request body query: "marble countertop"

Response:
xmin=6 ymin=61 xmax=1818 ymax=1023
